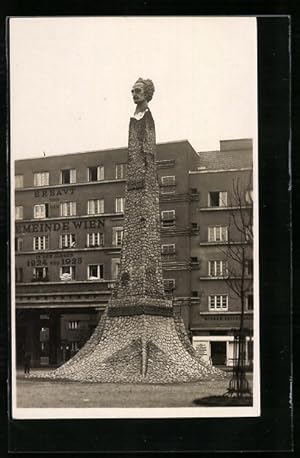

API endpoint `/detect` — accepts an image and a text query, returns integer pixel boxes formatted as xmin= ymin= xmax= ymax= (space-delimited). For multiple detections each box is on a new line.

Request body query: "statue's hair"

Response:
xmin=135 ymin=78 xmax=155 ymax=102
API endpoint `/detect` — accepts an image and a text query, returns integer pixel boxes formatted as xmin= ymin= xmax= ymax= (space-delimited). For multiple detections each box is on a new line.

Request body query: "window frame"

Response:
xmin=33 ymin=266 xmax=48 ymax=281
xmin=87 ymin=264 xmax=104 ymax=280
xmin=61 ymin=168 xmax=76 ymax=184
xmin=15 ymin=175 xmax=24 ymax=188
xmin=161 ymin=210 xmax=176 ymax=227
xmin=208 ymin=260 xmax=228 ymax=277
xmin=86 ymin=232 xmax=104 ymax=247
xmin=161 ymin=244 xmax=176 ymax=255
xmin=16 ymin=267 xmax=23 ymax=283
xmin=33 ymin=235 xmax=49 ymax=251
xmin=163 ymin=278 xmax=176 ymax=292
xmin=60 ymin=265 xmax=76 ymax=281
xmin=15 ymin=205 xmax=23 ymax=220
xmin=246 ymin=293 xmax=254 ymax=311
xmin=115 ymin=197 xmax=125 ymax=213
xmin=87 ymin=199 xmax=104 ymax=215
xmin=208 ymin=191 xmax=228 ymax=207
xmin=161 ymin=175 xmax=176 ymax=186
xmin=68 ymin=320 xmax=79 ymax=330
xmin=208 ymin=294 xmax=228 ymax=311
xmin=60 ymin=233 xmax=76 ymax=249
xmin=33 ymin=203 xmax=49 ymax=219
xmin=15 ymin=237 xmax=23 ymax=252
xmin=112 ymin=227 xmax=124 ymax=246
xmin=111 ymin=258 xmax=121 ymax=280
xmin=115 ymin=163 xmax=127 ymax=180
xmin=33 ymin=171 xmax=49 ymax=187
xmin=87 ymin=165 xmax=104 ymax=182
xmin=208 ymin=225 xmax=228 ymax=242
xmin=245 ymin=259 xmax=253 ymax=276
xmin=60 ymin=201 xmax=77 ymax=217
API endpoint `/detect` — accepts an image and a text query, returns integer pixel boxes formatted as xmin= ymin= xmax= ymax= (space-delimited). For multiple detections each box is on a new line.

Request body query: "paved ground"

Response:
xmin=16 ymin=369 xmax=253 ymax=408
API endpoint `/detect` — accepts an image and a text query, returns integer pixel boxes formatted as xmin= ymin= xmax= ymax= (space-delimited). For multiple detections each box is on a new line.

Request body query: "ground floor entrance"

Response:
xmin=210 ymin=341 xmax=227 ymax=366
xmin=16 ymin=308 xmax=101 ymax=368
xmin=192 ymin=334 xmax=254 ymax=368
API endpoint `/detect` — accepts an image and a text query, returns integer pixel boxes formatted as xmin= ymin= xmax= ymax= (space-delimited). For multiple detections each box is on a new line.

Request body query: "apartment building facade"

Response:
xmin=14 ymin=139 xmax=253 ymax=368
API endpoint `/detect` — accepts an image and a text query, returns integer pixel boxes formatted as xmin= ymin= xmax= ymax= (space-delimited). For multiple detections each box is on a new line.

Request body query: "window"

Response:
xmin=15 ymin=206 xmax=23 ymax=220
xmin=245 ymin=189 xmax=253 ymax=204
xmin=208 ymin=295 xmax=228 ymax=311
xmin=33 ymin=235 xmax=49 ymax=251
xmin=87 ymin=232 xmax=104 ymax=247
xmin=87 ymin=199 xmax=104 ymax=215
xmin=245 ymin=226 xmax=253 ymax=242
xmin=246 ymin=293 xmax=254 ymax=311
xmin=111 ymin=258 xmax=120 ymax=280
xmin=208 ymin=260 xmax=228 ymax=277
xmin=161 ymin=176 xmax=176 ymax=186
xmin=16 ymin=267 xmax=23 ymax=283
xmin=60 ymin=234 xmax=76 ymax=249
xmin=192 ymin=291 xmax=198 ymax=297
xmin=208 ymin=191 xmax=228 ymax=207
xmin=115 ymin=197 xmax=125 ymax=213
xmin=15 ymin=237 xmax=23 ymax=252
xmin=60 ymin=266 xmax=75 ymax=281
xmin=115 ymin=163 xmax=127 ymax=179
xmin=61 ymin=169 xmax=76 ymax=184
xmin=15 ymin=175 xmax=24 ymax=188
xmin=68 ymin=320 xmax=79 ymax=330
xmin=34 ymin=203 xmax=49 ymax=219
xmin=60 ymin=201 xmax=77 ymax=216
xmin=112 ymin=227 xmax=123 ymax=246
xmin=161 ymin=210 xmax=175 ymax=227
xmin=70 ymin=341 xmax=79 ymax=351
xmin=88 ymin=264 xmax=104 ymax=280
xmin=34 ymin=172 xmax=49 ymax=187
xmin=208 ymin=226 xmax=228 ymax=242
xmin=245 ymin=259 xmax=253 ymax=276
xmin=163 ymin=279 xmax=175 ymax=292
xmin=88 ymin=166 xmax=104 ymax=182
xmin=161 ymin=244 xmax=176 ymax=255
xmin=33 ymin=267 xmax=48 ymax=281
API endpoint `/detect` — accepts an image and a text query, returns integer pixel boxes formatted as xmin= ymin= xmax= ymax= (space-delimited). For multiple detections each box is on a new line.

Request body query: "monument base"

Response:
xmin=33 ymin=310 xmax=225 ymax=383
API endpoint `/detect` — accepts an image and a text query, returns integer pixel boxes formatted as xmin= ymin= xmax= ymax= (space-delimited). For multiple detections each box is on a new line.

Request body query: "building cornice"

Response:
xmin=198 ymin=205 xmax=252 ymax=212
xmin=189 ymin=167 xmax=252 ymax=175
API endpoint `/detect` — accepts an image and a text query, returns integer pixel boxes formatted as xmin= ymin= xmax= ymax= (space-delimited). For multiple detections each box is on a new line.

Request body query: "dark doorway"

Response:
xmin=210 ymin=341 xmax=226 ymax=366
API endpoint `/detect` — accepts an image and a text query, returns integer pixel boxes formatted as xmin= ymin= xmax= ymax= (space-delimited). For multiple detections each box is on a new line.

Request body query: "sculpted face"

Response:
xmin=131 ymin=82 xmax=146 ymax=104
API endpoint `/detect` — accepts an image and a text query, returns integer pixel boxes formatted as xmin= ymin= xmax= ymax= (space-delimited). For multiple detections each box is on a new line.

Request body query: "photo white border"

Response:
xmin=9 ymin=16 xmax=260 ymax=419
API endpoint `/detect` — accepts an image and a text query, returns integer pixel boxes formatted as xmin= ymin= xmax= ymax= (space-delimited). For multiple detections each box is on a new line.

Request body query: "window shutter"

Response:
xmin=70 ymin=169 xmax=76 ymax=183
xmin=220 ymin=191 xmax=227 ymax=206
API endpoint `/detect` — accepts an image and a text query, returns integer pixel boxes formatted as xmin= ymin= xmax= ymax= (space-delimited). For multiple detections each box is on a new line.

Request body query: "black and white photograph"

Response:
xmin=10 ymin=16 xmax=259 ymax=419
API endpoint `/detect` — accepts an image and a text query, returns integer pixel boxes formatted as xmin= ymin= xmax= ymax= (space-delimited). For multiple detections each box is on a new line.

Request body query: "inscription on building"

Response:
xmin=16 ymin=219 xmax=104 ymax=234
xmin=27 ymin=256 xmax=82 ymax=267
xmin=34 ymin=188 xmax=74 ymax=198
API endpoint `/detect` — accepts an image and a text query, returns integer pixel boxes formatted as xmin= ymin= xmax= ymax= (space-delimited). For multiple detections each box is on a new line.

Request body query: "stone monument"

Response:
xmin=36 ymin=79 xmax=222 ymax=383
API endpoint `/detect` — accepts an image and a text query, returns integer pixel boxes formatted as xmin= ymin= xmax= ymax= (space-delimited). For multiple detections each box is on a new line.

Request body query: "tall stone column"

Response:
xmin=35 ymin=79 xmax=222 ymax=383
xmin=110 ymin=108 xmax=169 ymax=313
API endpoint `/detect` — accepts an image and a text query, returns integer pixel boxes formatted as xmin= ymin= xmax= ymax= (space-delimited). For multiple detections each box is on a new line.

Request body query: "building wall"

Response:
xmin=14 ymin=139 xmax=254 ymax=367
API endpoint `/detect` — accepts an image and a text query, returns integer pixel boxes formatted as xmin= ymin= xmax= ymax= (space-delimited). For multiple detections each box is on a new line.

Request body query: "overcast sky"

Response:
xmin=10 ymin=17 xmax=257 ymax=159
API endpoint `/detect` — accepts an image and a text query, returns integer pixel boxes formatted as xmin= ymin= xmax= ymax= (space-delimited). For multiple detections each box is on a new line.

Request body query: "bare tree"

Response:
xmin=220 ymin=176 xmax=253 ymax=398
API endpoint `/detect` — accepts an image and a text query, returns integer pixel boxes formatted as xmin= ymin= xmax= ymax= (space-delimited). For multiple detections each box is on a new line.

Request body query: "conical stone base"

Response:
xmin=35 ymin=307 xmax=224 ymax=383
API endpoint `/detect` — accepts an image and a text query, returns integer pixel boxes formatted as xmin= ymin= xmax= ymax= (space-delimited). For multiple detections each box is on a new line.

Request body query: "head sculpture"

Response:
xmin=131 ymin=78 xmax=155 ymax=105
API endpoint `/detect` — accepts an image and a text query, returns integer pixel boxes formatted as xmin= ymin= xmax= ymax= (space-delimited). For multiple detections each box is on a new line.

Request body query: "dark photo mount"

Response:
xmin=2 ymin=11 xmax=292 ymax=455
